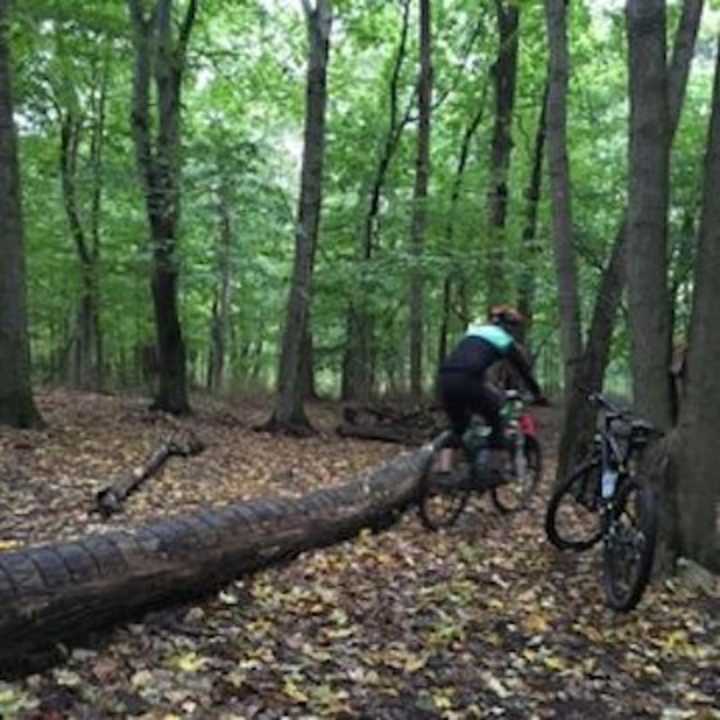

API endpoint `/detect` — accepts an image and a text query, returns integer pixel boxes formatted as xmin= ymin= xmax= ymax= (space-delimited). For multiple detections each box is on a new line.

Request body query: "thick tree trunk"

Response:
xmin=268 ymin=0 xmax=332 ymax=432
xmin=0 ymin=3 xmax=43 ymax=429
xmin=408 ymin=0 xmax=433 ymax=398
xmin=485 ymin=0 xmax=519 ymax=306
xmin=545 ymin=0 xmax=582 ymax=396
xmin=0 ymin=443 xmax=434 ymax=672
xmin=127 ymin=0 xmax=196 ymax=414
xmin=626 ymin=0 xmax=673 ymax=430
xmin=556 ymin=0 xmax=703 ymax=481
xmin=673 ymin=35 xmax=720 ymax=570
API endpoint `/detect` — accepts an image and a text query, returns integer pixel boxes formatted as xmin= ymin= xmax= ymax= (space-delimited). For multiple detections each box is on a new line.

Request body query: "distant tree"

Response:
xmin=545 ymin=0 xmax=582 ymax=397
xmin=126 ymin=0 xmax=198 ymax=413
xmin=264 ymin=0 xmax=332 ymax=434
xmin=409 ymin=0 xmax=433 ymax=397
xmin=485 ymin=0 xmax=519 ymax=306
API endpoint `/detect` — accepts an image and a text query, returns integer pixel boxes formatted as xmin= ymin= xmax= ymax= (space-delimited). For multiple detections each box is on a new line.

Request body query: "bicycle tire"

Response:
xmin=545 ymin=458 xmax=604 ymax=551
xmin=602 ymin=478 xmax=657 ymax=612
xmin=491 ymin=435 xmax=542 ymax=514
xmin=418 ymin=435 xmax=471 ymax=531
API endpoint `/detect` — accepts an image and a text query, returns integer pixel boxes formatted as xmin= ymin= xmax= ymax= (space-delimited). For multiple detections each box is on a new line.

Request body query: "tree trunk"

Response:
xmin=343 ymin=0 xmax=412 ymax=403
xmin=409 ymin=0 xmax=433 ymax=397
xmin=673 ymin=34 xmax=720 ymax=571
xmin=438 ymin=80 xmax=489 ymax=365
xmin=267 ymin=0 xmax=332 ymax=433
xmin=208 ymin=179 xmax=233 ymax=392
xmin=556 ymin=0 xmax=703 ymax=481
xmin=517 ymin=78 xmax=549 ymax=345
xmin=0 ymin=2 xmax=43 ymax=429
xmin=59 ymin=111 xmax=103 ymax=392
xmin=485 ymin=0 xmax=519 ymax=306
xmin=545 ymin=0 xmax=582 ymax=396
xmin=127 ymin=0 xmax=196 ymax=414
xmin=626 ymin=0 xmax=673 ymax=430
xmin=0 ymin=443 xmax=434 ymax=672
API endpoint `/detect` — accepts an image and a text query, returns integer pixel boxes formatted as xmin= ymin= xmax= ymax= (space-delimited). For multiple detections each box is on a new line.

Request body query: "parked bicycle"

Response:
xmin=544 ymin=392 xmax=661 ymax=612
xmin=418 ymin=390 xmax=543 ymax=531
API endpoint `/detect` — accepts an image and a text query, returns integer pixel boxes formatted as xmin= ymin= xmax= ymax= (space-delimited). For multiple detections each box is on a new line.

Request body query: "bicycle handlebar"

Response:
xmin=588 ymin=392 xmax=623 ymax=414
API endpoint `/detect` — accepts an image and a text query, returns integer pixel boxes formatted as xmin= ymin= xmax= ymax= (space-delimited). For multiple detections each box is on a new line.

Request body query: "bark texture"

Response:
xmin=673 ymin=34 xmax=720 ymax=570
xmin=269 ymin=0 xmax=332 ymax=432
xmin=544 ymin=0 xmax=582 ymax=395
xmin=626 ymin=0 xmax=673 ymax=430
xmin=0 ymin=2 xmax=43 ymax=429
xmin=485 ymin=0 xmax=519 ymax=306
xmin=127 ymin=0 xmax=197 ymax=414
xmin=557 ymin=0 xmax=703 ymax=481
xmin=0 ymin=443 xmax=434 ymax=672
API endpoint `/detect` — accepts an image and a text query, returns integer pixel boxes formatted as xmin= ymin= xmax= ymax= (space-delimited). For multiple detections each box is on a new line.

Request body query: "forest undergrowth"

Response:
xmin=0 ymin=390 xmax=718 ymax=720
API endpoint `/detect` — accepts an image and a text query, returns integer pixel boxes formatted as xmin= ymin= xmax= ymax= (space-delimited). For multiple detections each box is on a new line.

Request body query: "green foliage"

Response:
xmin=9 ymin=0 xmax=717 ymax=396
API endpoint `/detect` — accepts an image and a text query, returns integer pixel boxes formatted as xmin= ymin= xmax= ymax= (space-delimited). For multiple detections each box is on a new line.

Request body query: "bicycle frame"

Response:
xmin=590 ymin=394 xmax=658 ymax=510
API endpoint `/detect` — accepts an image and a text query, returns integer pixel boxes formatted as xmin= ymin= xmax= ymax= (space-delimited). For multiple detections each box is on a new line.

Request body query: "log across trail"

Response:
xmin=0 ymin=442 xmax=435 ymax=674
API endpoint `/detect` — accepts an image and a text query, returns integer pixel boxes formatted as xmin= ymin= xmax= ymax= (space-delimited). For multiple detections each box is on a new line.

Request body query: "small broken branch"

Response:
xmin=96 ymin=431 xmax=204 ymax=517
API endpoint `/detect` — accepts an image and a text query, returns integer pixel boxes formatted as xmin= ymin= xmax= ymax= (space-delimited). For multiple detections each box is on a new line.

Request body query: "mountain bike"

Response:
xmin=544 ymin=392 xmax=661 ymax=612
xmin=418 ymin=390 xmax=542 ymax=531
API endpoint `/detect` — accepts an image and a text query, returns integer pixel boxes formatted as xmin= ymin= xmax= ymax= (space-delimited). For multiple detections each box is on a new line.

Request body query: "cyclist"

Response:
xmin=436 ymin=305 xmax=547 ymax=474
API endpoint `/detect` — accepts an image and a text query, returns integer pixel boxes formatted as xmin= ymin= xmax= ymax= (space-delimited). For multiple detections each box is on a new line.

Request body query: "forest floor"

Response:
xmin=0 ymin=389 xmax=718 ymax=720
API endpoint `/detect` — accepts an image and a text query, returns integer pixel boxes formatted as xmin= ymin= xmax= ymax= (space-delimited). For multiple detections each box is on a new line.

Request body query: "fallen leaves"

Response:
xmin=0 ymin=392 xmax=717 ymax=719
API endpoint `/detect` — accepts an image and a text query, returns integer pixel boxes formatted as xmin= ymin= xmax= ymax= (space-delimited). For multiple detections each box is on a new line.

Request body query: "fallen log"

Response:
xmin=338 ymin=404 xmax=444 ymax=445
xmin=336 ymin=422 xmax=420 ymax=445
xmin=0 ymin=441 xmax=437 ymax=674
xmin=95 ymin=431 xmax=205 ymax=517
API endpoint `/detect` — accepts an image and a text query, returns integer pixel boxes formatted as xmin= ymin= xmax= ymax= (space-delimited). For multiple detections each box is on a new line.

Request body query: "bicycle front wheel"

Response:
xmin=545 ymin=459 xmax=604 ymax=551
xmin=602 ymin=478 xmax=658 ymax=612
xmin=491 ymin=435 xmax=542 ymax=514
xmin=418 ymin=435 xmax=471 ymax=531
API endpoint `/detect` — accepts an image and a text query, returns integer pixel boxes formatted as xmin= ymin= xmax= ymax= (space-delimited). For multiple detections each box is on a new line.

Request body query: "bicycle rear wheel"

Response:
xmin=491 ymin=435 xmax=542 ymax=514
xmin=545 ymin=459 xmax=604 ymax=551
xmin=602 ymin=478 xmax=657 ymax=612
xmin=418 ymin=436 xmax=471 ymax=531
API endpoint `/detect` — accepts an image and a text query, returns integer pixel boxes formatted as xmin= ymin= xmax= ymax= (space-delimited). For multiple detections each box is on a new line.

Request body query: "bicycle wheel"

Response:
xmin=418 ymin=437 xmax=471 ymax=531
xmin=602 ymin=478 xmax=657 ymax=612
xmin=545 ymin=459 xmax=604 ymax=551
xmin=491 ymin=435 xmax=542 ymax=514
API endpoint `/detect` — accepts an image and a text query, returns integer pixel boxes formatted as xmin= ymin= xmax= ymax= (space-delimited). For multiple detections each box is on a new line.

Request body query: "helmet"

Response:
xmin=488 ymin=304 xmax=524 ymax=328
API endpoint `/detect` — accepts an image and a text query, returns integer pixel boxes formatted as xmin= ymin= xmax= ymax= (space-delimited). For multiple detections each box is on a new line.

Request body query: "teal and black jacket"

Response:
xmin=439 ymin=323 xmax=541 ymax=396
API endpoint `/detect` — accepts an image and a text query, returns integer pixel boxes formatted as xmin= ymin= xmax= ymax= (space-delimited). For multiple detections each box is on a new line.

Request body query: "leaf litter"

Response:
xmin=0 ymin=389 xmax=717 ymax=719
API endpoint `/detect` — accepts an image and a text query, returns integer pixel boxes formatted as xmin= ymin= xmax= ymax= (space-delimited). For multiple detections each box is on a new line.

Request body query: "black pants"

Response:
xmin=437 ymin=370 xmax=504 ymax=447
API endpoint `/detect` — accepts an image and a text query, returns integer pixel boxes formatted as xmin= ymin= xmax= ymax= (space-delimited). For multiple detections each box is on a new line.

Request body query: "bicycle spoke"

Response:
xmin=545 ymin=462 xmax=603 ymax=551
xmin=602 ymin=480 xmax=658 ymax=612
